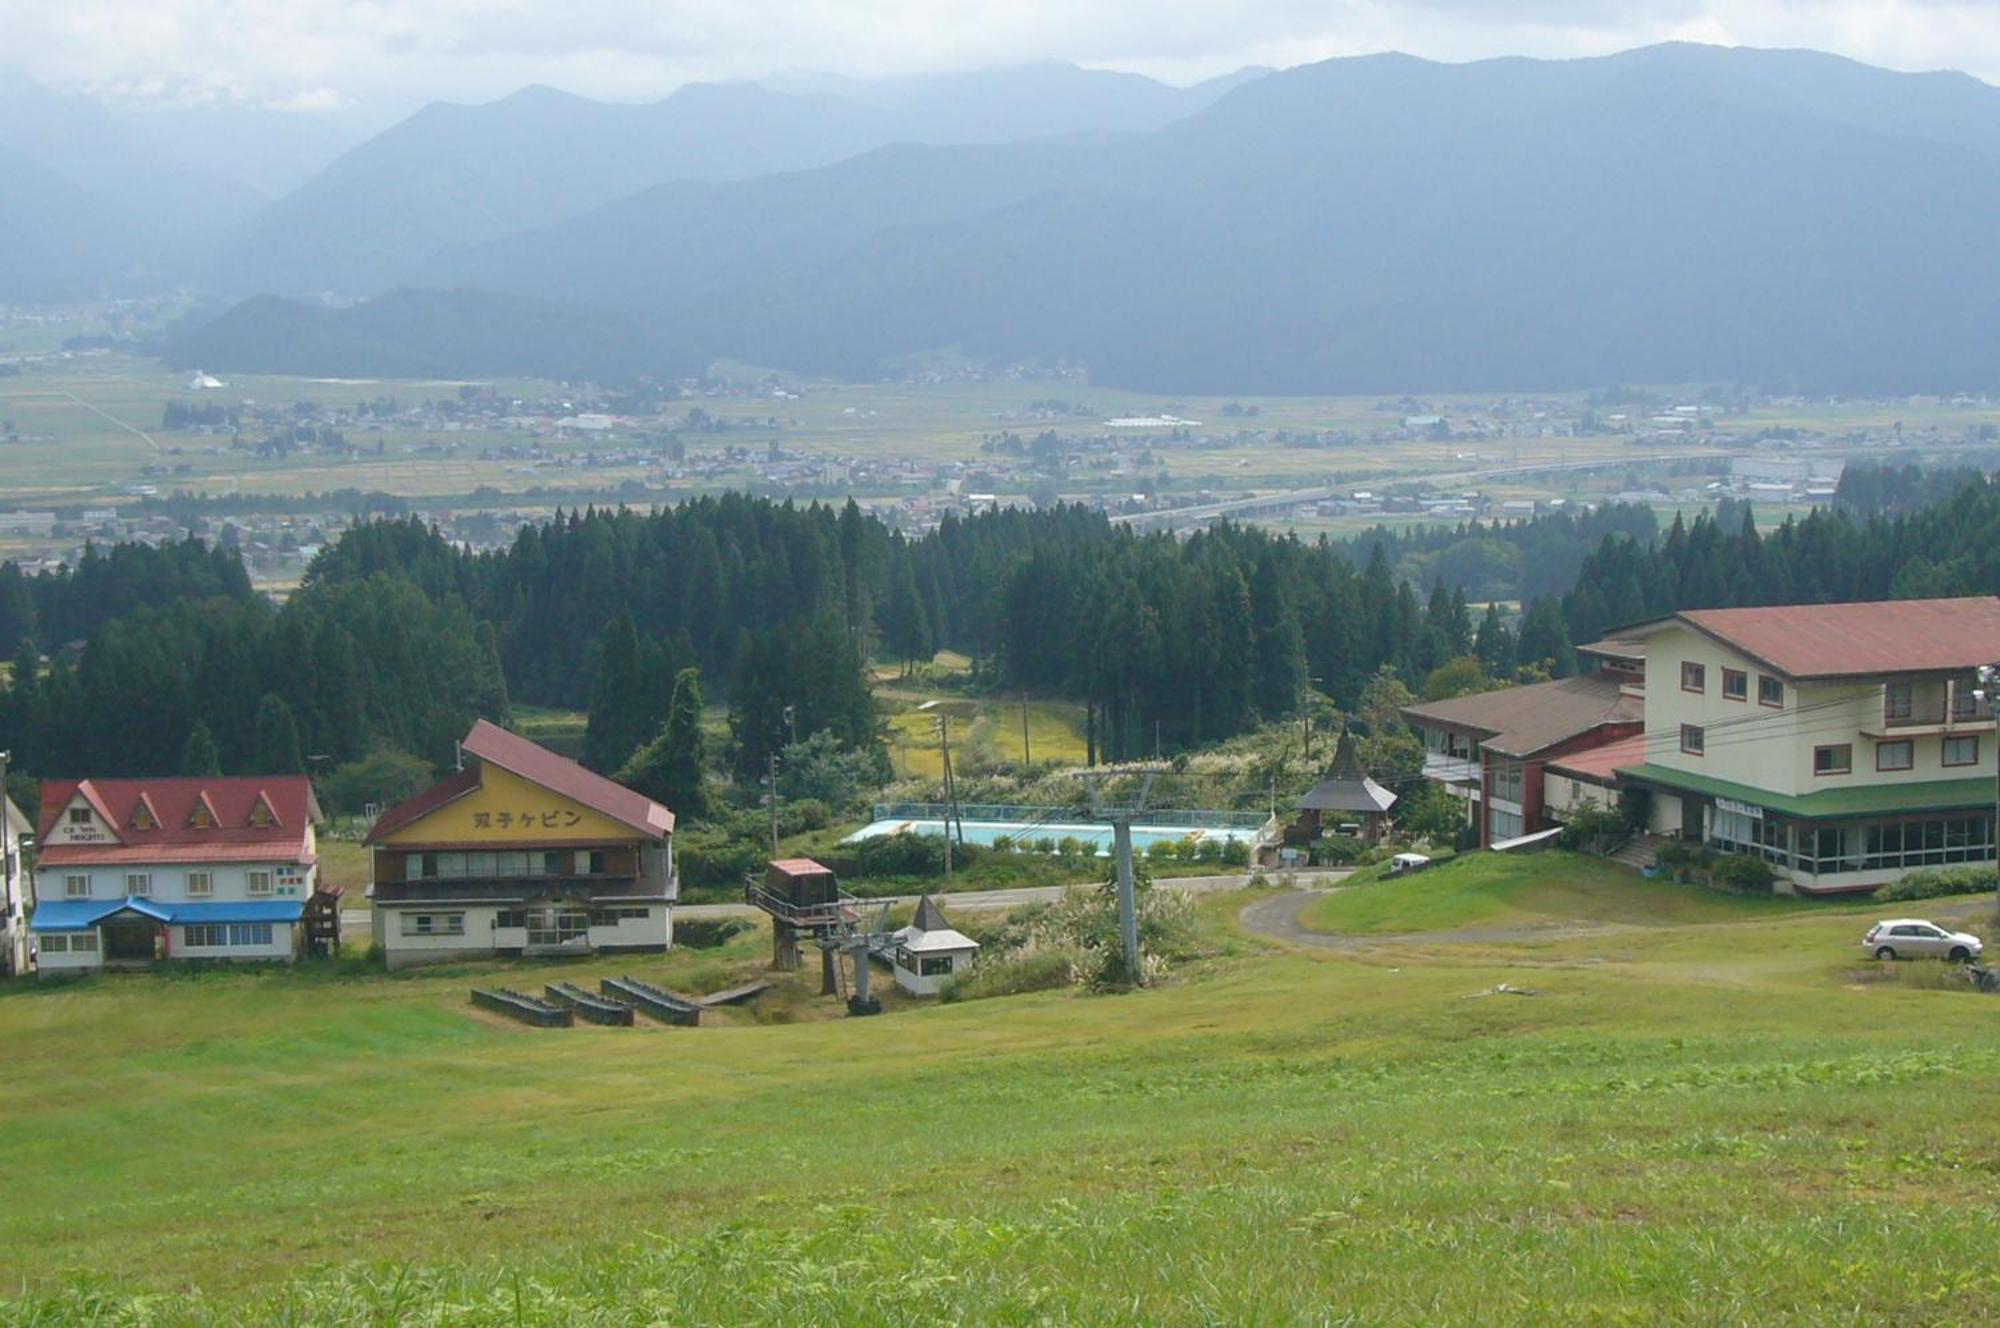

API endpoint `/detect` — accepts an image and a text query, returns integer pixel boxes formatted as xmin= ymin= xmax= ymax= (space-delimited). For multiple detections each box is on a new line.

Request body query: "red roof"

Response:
xmin=1545 ymin=732 xmax=1649 ymax=784
xmin=364 ymin=721 xmax=673 ymax=845
xmin=1674 ymin=597 xmax=2000 ymax=680
xmin=36 ymin=776 xmax=320 ymax=866
xmin=361 ymin=766 xmax=480 ymax=844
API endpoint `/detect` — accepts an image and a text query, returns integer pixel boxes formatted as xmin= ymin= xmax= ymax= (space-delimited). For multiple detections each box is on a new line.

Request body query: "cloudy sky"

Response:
xmin=6 ymin=0 xmax=1999 ymax=115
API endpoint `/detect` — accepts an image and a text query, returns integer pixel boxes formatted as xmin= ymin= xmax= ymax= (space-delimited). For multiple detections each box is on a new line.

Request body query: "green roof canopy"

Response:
xmin=1620 ymin=762 xmax=1993 ymax=820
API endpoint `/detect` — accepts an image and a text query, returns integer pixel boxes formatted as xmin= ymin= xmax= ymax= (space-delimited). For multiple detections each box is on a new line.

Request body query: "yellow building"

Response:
xmin=366 ymin=720 xmax=677 ymax=968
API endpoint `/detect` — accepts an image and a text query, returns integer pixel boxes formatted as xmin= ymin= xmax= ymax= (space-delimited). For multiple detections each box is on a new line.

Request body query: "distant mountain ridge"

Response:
xmin=401 ymin=42 xmax=2000 ymax=394
xmin=225 ymin=62 xmax=1263 ymax=295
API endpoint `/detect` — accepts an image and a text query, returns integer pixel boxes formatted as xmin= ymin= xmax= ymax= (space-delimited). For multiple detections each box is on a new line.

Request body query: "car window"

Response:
xmin=1892 ymin=925 xmax=1922 ymax=936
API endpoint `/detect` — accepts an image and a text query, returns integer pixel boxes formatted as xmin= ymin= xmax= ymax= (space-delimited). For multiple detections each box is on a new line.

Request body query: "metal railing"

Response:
xmin=866 ymin=802 xmax=1269 ymax=830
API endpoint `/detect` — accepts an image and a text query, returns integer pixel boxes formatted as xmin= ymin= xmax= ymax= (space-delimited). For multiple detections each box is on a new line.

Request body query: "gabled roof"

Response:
xmin=37 ymin=777 xmax=321 ymax=865
xmin=1296 ymin=731 xmax=1397 ymax=814
xmin=1636 ymin=597 xmax=2000 ymax=682
xmin=1401 ymin=674 xmax=1643 ymax=759
xmin=362 ymin=766 xmax=479 ymax=843
xmin=365 ymin=721 xmax=674 ymax=846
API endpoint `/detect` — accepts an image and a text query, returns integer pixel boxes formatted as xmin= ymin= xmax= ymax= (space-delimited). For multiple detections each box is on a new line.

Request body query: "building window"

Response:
xmin=589 ymin=907 xmax=650 ymax=925
xmin=1721 ymin=669 xmax=1747 ymax=701
xmin=1813 ymin=744 xmax=1852 ymax=776
xmin=71 ymin=931 xmax=98 ymax=952
xmin=401 ymin=913 xmax=465 ymax=938
xmin=67 ymin=807 xmax=91 ymax=825
xmin=1758 ymin=676 xmax=1784 ymax=708
xmin=526 ymin=908 xmax=590 ymax=945
xmin=919 ymin=955 xmax=955 ymax=977
xmin=186 ymin=871 xmax=213 ymax=897
xmin=183 ymin=923 xmax=229 ymax=947
xmin=1944 ymin=735 xmax=1980 ymax=768
xmin=246 ymin=870 xmax=274 ymax=896
xmin=495 ymin=911 xmax=526 ymax=929
xmin=1488 ymin=808 xmax=1524 ymax=842
xmin=125 ymin=872 xmax=151 ymax=897
xmin=1884 ymin=681 xmax=1914 ymax=723
xmin=1877 ymin=740 xmax=1914 ymax=772
xmin=42 ymin=934 xmax=69 ymax=953
xmin=1680 ymin=661 xmax=1706 ymax=694
xmin=228 ymin=923 xmax=274 ymax=947
xmin=1680 ymin=724 xmax=1705 ymax=756
xmin=1488 ymin=760 xmax=1524 ymax=804
xmin=64 ymin=873 xmax=89 ymax=899
xmin=574 ymin=849 xmax=608 ymax=876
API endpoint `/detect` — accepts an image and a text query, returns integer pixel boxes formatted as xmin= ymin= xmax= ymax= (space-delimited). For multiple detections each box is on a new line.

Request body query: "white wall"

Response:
xmin=377 ymin=904 xmax=672 ymax=969
xmin=893 ymin=947 xmax=974 ymax=996
xmin=46 ymin=861 xmax=316 ymax=904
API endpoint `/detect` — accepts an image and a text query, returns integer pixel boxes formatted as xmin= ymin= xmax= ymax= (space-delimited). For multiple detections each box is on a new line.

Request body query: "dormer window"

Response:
xmin=130 ymin=801 xmax=159 ymax=831
xmin=67 ymin=807 xmax=91 ymax=826
xmin=187 ymin=797 xmax=219 ymax=831
xmin=247 ymin=794 xmax=280 ymax=829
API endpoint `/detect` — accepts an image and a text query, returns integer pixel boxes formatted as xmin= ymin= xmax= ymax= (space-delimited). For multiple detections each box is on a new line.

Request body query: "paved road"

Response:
xmin=1236 ymin=886 xmax=2000 ymax=952
xmin=336 ymin=870 xmax=1349 ymax=935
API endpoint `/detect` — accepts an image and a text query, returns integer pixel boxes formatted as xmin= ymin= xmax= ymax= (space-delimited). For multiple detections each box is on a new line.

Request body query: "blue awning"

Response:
xmin=31 ymin=898 xmax=305 ymax=932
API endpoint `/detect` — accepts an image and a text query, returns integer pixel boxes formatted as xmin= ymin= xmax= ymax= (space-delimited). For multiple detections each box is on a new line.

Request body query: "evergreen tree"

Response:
xmin=615 ymin=667 xmax=708 ymax=821
xmin=1515 ymin=598 xmax=1577 ymax=678
xmin=180 ymin=721 xmax=222 ymax=777
xmin=251 ymin=693 xmax=304 ymax=774
xmin=582 ymin=612 xmax=653 ymax=773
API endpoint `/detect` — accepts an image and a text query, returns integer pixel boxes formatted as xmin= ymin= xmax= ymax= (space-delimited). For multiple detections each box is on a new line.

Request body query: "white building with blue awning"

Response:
xmin=31 ymin=776 xmax=325 ymax=973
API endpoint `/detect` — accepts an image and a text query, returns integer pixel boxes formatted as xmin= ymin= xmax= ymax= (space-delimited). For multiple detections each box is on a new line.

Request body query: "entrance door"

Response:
xmin=102 ymin=921 xmax=156 ymax=962
xmin=1681 ymin=797 xmax=1705 ymax=842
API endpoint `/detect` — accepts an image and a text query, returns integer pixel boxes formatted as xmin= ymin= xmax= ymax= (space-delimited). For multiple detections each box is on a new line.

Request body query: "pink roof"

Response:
xmin=1675 ymin=597 xmax=2000 ymax=680
xmin=366 ymin=721 xmax=673 ymax=845
xmin=1545 ymin=733 xmax=1649 ymax=784
xmin=37 ymin=777 xmax=320 ymax=866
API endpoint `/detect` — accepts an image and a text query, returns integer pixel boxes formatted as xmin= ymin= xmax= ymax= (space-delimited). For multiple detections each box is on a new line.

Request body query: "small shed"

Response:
xmin=891 ymin=896 xmax=980 ymax=996
xmin=1294 ymin=731 xmax=1398 ymax=844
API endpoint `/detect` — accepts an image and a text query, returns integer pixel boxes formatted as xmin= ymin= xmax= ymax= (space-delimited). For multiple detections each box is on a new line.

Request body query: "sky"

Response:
xmin=4 ymin=0 xmax=1998 ymax=116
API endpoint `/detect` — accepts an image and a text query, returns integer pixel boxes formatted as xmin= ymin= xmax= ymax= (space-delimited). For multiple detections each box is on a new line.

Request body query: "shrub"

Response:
xmin=1221 ymin=840 xmax=1250 ymax=867
xmin=1876 ymin=866 xmax=1998 ymax=902
xmin=1709 ymin=854 xmax=1775 ymax=894
xmin=1056 ymin=836 xmax=1087 ymax=858
xmin=851 ymin=831 xmax=949 ymax=877
xmin=675 ymin=918 xmax=755 ymax=949
xmin=939 ymin=949 xmax=1076 ymax=1003
xmin=1314 ymin=837 xmax=1366 ymax=867
xmin=990 ymin=835 xmax=1015 ymax=853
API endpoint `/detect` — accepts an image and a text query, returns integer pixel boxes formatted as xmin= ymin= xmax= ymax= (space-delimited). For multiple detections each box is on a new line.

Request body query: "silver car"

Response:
xmin=1863 ymin=919 xmax=1984 ymax=963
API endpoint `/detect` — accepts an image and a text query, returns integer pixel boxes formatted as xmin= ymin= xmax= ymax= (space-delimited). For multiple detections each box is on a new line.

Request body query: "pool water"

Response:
xmin=842 ymin=818 xmax=1255 ymax=856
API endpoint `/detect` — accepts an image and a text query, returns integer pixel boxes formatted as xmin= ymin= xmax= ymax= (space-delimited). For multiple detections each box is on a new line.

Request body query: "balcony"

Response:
xmin=1863 ymin=679 xmax=1994 ymax=738
xmin=372 ymin=874 xmax=672 ymax=905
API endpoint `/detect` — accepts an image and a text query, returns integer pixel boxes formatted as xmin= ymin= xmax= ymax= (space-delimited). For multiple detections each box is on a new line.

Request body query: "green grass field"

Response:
xmin=3 ymin=864 xmax=1999 ymax=1322
xmin=1302 ymin=852 xmax=1822 ymax=935
xmin=881 ymin=690 xmax=1088 ymax=779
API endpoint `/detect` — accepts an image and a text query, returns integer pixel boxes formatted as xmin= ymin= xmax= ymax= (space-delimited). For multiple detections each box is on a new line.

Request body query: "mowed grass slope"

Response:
xmin=1304 ymin=850 xmax=1822 ymax=935
xmin=2 ymin=880 xmax=2000 ymax=1322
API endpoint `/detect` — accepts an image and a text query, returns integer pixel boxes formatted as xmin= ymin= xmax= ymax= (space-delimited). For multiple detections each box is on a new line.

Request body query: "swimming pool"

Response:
xmin=841 ymin=817 xmax=1259 ymax=856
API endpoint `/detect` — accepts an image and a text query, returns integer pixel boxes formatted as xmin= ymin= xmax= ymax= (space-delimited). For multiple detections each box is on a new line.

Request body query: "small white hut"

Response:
xmin=891 ymin=896 xmax=980 ymax=996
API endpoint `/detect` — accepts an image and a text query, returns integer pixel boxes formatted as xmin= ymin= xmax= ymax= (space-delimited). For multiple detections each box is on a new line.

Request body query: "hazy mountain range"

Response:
xmin=18 ymin=46 xmax=2000 ymax=392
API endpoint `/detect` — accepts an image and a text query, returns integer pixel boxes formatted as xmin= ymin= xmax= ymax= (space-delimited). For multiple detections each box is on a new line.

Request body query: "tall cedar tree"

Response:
xmin=180 ymin=721 xmax=223 ymax=776
xmin=615 ymin=667 xmax=708 ymax=822
xmin=251 ymin=693 xmax=304 ymax=774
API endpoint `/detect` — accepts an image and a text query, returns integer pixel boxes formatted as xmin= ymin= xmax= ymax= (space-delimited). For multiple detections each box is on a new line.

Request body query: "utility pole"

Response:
xmin=1982 ymin=667 xmax=2000 ymax=919
xmin=1021 ymin=694 xmax=1032 ymax=766
xmin=767 ymin=753 xmax=779 ymax=856
xmin=936 ymin=714 xmax=960 ymax=876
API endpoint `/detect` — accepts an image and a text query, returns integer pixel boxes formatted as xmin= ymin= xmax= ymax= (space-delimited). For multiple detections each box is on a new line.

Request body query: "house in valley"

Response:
xmin=1615 ymin=597 xmax=2000 ymax=893
xmin=29 ymin=777 xmax=325 ymax=973
xmin=366 ymin=720 xmax=677 ymax=969
xmin=1401 ymin=638 xmax=1647 ymax=847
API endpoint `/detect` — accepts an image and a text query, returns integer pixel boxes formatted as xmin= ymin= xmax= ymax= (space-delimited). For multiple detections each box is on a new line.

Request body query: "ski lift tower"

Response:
xmin=1071 ymin=765 xmax=1170 ymax=987
xmin=745 ymin=857 xmax=896 ymax=1015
